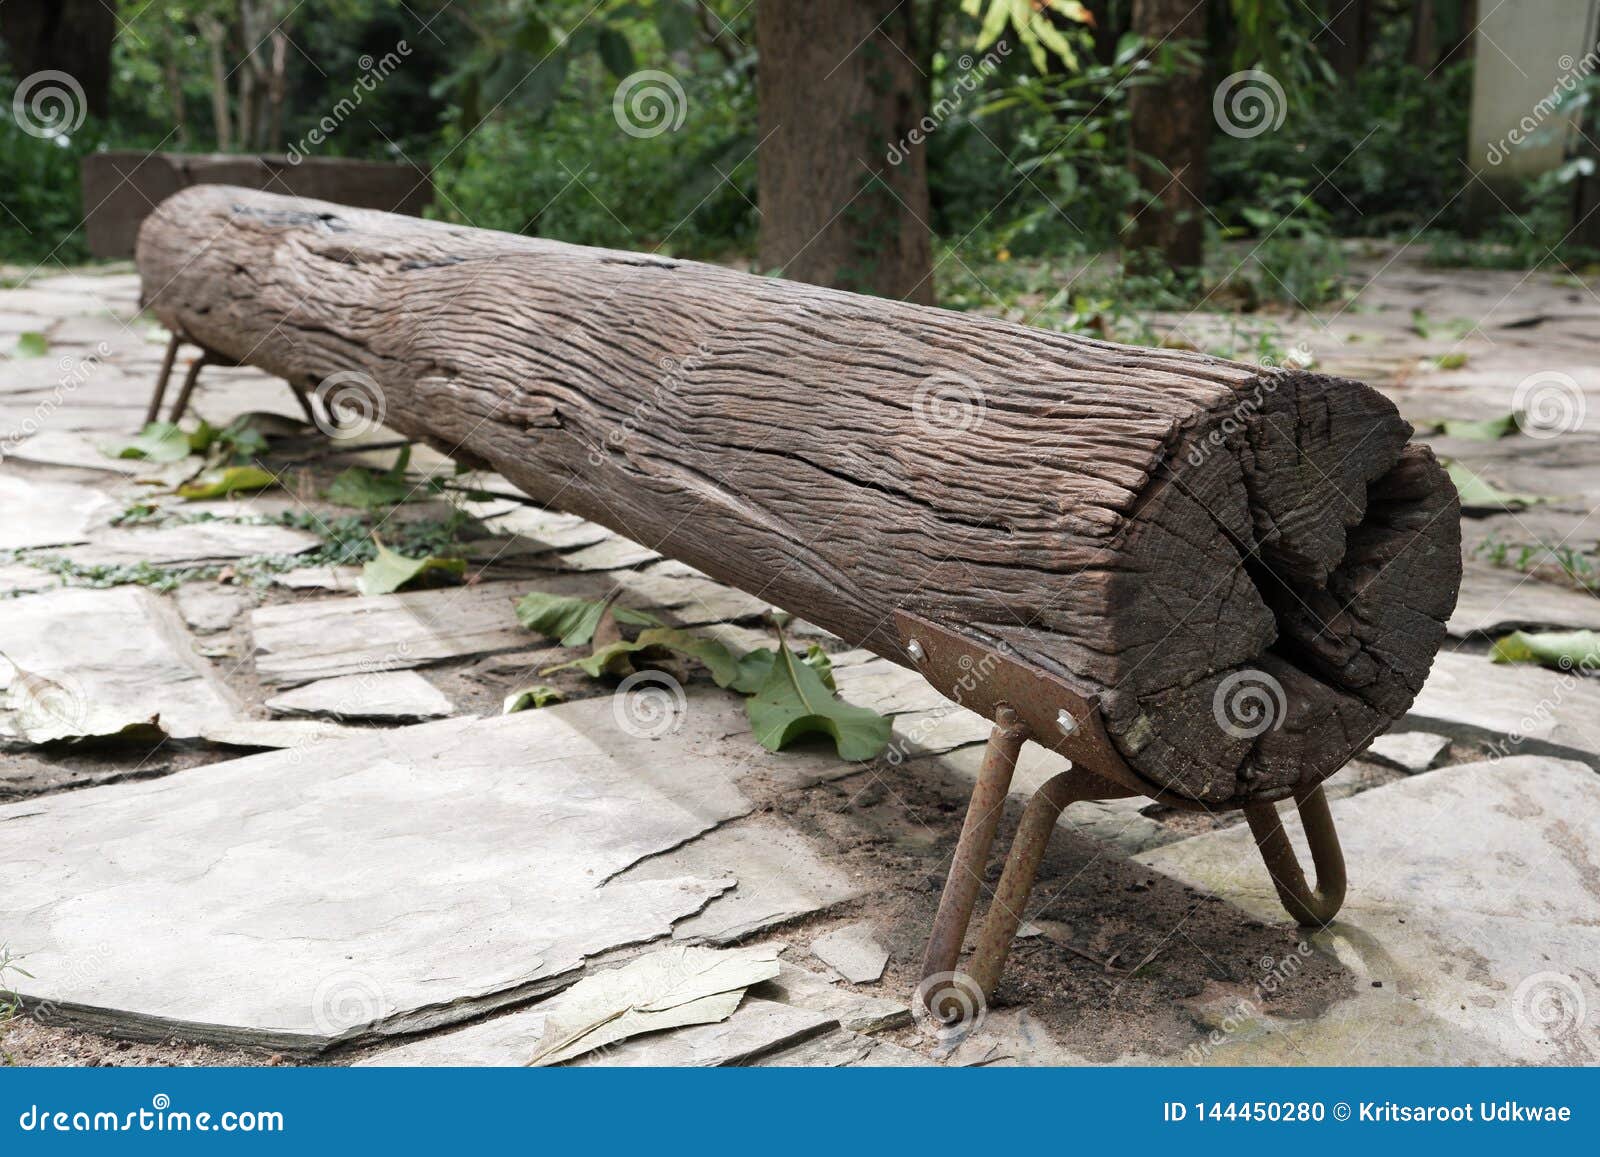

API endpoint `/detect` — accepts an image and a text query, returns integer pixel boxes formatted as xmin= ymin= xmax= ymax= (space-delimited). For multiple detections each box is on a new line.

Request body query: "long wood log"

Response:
xmin=136 ymin=186 xmax=1461 ymax=805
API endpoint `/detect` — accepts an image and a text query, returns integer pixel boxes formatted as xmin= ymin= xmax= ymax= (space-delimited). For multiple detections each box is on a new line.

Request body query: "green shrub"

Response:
xmin=430 ymin=64 xmax=756 ymax=256
xmin=0 ymin=112 xmax=97 ymax=264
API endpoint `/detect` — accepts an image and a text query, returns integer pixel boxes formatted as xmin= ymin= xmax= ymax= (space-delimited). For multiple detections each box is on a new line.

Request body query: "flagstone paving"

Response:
xmin=1132 ymin=756 xmax=1600 ymax=1065
xmin=2 ymin=254 xmax=1600 ymax=1068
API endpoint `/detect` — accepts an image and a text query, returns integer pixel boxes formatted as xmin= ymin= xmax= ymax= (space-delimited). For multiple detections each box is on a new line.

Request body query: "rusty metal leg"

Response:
xmin=1243 ymin=783 xmax=1346 ymax=927
xmin=919 ymin=705 xmax=1029 ymax=1018
xmin=145 ymin=333 xmax=182 ymax=426
xmin=966 ymin=767 xmax=1133 ymax=999
xmin=289 ymin=383 xmax=320 ymax=427
xmin=166 ymin=351 xmax=214 ymax=425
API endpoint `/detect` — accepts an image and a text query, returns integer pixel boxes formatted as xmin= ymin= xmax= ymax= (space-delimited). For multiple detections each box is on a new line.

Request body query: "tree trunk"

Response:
xmin=266 ymin=30 xmax=288 ymax=152
xmin=1125 ymin=0 xmax=1209 ymax=273
xmin=756 ymin=0 xmax=934 ymax=304
xmin=136 ymin=186 xmax=1461 ymax=806
xmin=0 ymin=0 xmax=116 ymax=118
xmin=198 ymin=15 xmax=233 ymax=152
xmin=1324 ymin=0 xmax=1372 ymax=78
xmin=164 ymin=52 xmax=189 ymax=148
xmin=1408 ymin=0 xmax=1438 ymax=72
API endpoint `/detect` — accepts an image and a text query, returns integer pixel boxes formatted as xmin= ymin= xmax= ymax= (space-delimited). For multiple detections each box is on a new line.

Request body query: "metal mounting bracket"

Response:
xmin=900 ymin=612 xmax=1348 ymax=1019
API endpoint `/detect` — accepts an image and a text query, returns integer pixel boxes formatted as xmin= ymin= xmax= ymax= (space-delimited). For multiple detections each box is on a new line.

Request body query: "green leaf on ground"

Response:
xmin=729 ymin=642 xmax=836 ymax=694
xmin=190 ymin=414 xmax=272 ymax=462
xmin=1433 ymin=352 xmax=1469 ymax=370
xmin=105 ymin=421 xmax=193 ymax=463
xmin=1446 ymin=461 xmax=1549 ymax=512
xmin=176 ymin=464 xmax=278 ymax=500
xmin=542 ymin=627 xmax=745 ymax=682
xmin=543 ymin=639 xmax=645 ymax=679
xmin=327 ymin=448 xmax=417 ymax=509
xmin=1422 ymin=414 xmax=1519 ymax=441
xmin=745 ymin=641 xmax=890 ymax=761
xmin=1490 ymin=630 xmax=1600 ymax=671
xmin=636 ymin=628 xmax=746 ymax=688
xmin=514 ymin=592 xmax=661 ymax=647
xmin=12 ymin=332 xmax=49 ymax=358
xmin=357 ymin=539 xmax=467 ymax=596
xmin=503 ymin=684 xmax=565 ymax=713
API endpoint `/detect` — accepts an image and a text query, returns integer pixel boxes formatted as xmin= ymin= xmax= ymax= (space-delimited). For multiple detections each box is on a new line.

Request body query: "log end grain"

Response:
xmin=1090 ymin=374 xmax=1462 ymax=804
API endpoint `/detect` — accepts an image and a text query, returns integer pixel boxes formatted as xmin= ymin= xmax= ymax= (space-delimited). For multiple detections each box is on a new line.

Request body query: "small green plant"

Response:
xmin=1474 ymin=534 xmax=1600 ymax=594
xmin=1 ymin=943 xmax=32 ymax=1027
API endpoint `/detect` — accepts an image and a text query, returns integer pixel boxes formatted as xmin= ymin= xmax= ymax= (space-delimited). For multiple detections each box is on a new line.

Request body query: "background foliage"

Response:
xmin=0 ymin=0 xmax=1592 ymax=296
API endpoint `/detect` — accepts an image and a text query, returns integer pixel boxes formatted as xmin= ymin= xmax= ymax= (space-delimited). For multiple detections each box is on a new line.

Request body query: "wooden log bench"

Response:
xmin=135 ymin=186 xmax=1463 ymax=1020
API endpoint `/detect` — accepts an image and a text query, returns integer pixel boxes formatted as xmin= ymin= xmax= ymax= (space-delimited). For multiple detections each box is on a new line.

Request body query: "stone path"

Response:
xmin=1 ymin=253 xmax=1599 ymax=1067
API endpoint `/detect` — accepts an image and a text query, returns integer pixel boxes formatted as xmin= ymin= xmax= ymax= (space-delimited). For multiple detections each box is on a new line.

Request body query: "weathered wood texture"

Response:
xmin=136 ymin=186 xmax=1461 ymax=805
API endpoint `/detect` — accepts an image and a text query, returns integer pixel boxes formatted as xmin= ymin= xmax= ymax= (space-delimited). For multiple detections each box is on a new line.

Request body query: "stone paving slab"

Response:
xmin=810 ymin=921 xmax=889 ymax=984
xmin=1363 ymin=731 xmax=1451 ymax=773
xmin=614 ymin=816 xmax=863 ymax=944
xmin=3 ymin=429 xmax=151 ymax=473
xmin=0 ymin=753 xmax=172 ymax=802
xmin=196 ymin=718 xmax=374 ymax=751
xmin=0 ymin=475 xmax=117 ymax=551
xmin=1448 ymin=565 xmax=1600 ymax=637
xmin=0 ymin=586 xmax=241 ymax=740
xmin=0 ymin=561 xmax=57 ymax=596
xmin=251 ymin=568 xmax=767 ymax=686
xmin=51 ymin=521 xmax=322 ymax=567
xmin=174 ymin=584 xmax=254 ymax=633
xmin=1407 ymin=650 xmax=1600 ymax=762
xmin=264 ymin=671 xmax=455 ymax=722
xmin=0 ymin=402 xmax=147 ymax=434
xmin=751 ymin=960 xmax=909 ymax=1034
xmin=568 ymin=997 xmax=831 ymax=1066
xmin=466 ymin=506 xmax=613 ymax=552
xmin=1136 ymin=757 xmax=1600 ymax=1064
xmin=364 ymin=993 xmax=829 ymax=1067
xmin=756 ymin=1027 xmax=929 ymax=1067
xmin=0 ymin=711 xmax=762 ymax=1052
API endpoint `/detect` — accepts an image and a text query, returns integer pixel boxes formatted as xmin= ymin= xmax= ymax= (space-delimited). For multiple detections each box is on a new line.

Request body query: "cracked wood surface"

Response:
xmin=136 ymin=185 xmax=1462 ymax=803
